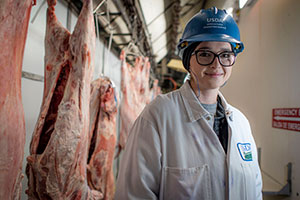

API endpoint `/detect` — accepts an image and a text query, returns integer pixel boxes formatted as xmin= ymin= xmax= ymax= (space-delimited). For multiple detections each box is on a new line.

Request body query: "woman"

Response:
xmin=115 ymin=7 xmax=262 ymax=200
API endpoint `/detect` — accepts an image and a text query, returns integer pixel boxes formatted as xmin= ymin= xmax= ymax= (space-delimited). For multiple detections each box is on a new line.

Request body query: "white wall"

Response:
xmin=221 ymin=0 xmax=300 ymax=199
xmin=21 ymin=0 xmax=121 ymax=199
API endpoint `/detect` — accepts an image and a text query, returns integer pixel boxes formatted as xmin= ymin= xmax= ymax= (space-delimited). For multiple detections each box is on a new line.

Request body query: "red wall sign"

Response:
xmin=272 ymin=108 xmax=300 ymax=132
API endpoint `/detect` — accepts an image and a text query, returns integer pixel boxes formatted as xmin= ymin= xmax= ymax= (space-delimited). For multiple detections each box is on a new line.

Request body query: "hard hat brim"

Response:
xmin=178 ymin=33 xmax=244 ymax=57
xmin=183 ymin=33 xmax=242 ymax=45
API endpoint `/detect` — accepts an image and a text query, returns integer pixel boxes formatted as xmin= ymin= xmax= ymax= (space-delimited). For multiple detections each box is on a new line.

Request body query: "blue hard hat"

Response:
xmin=177 ymin=7 xmax=244 ymax=58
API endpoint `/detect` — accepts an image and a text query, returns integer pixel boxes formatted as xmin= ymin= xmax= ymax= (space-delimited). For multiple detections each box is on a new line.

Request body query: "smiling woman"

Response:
xmin=189 ymin=42 xmax=234 ymax=103
xmin=115 ymin=7 xmax=262 ymax=200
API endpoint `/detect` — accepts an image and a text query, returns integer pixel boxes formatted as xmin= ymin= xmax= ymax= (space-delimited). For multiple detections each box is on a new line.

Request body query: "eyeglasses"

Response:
xmin=191 ymin=50 xmax=236 ymax=67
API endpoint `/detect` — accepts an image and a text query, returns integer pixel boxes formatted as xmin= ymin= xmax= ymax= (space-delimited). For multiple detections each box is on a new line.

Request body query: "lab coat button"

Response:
xmin=206 ymin=116 xmax=211 ymax=121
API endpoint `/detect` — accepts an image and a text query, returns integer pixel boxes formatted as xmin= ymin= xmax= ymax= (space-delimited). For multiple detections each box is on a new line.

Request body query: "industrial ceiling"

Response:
xmin=63 ymin=0 xmax=244 ymax=92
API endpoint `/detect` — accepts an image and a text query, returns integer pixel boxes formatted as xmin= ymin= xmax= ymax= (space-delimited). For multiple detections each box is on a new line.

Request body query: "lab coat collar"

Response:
xmin=179 ymin=81 xmax=233 ymax=122
xmin=218 ymin=92 xmax=233 ymax=121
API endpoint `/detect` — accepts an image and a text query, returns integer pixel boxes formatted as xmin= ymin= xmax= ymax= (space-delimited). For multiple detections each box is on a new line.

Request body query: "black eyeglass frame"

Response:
xmin=191 ymin=50 xmax=236 ymax=67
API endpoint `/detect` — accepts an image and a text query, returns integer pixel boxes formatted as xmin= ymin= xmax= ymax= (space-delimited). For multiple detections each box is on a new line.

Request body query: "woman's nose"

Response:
xmin=209 ymin=56 xmax=222 ymax=68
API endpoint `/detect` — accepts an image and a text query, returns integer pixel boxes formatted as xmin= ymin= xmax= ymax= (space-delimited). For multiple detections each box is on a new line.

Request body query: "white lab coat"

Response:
xmin=115 ymin=81 xmax=262 ymax=200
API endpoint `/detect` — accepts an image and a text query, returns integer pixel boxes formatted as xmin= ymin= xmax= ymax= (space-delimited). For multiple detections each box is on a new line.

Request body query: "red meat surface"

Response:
xmin=88 ymin=77 xmax=118 ymax=200
xmin=26 ymin=0 xmax=102 ymax=199
xmin=0 ymin=0 xmax=34 ymax=199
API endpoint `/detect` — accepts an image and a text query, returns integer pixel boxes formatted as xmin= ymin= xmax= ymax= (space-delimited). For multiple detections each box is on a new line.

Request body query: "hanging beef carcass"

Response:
xmin=139 ymin=57 xmax=151 ymax=104
xmin=25 ymin=0 xmax=103 ymax=199
xmin=118 ymin=51 xmax=151 ymax=152
xmin=149 ymin=79 xmax=161 ymax=101
xmin=87 ymin=77 xmax=118 ymax=200
xmin=0 ymin=0 xmax=35 ymax=199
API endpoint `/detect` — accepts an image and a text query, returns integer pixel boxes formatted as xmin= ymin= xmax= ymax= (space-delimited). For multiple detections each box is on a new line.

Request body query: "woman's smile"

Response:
xmin=204 ymin=72 xmax=224 ymax=77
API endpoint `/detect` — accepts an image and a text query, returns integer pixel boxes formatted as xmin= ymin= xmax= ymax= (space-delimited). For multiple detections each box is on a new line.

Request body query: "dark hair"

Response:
xmin=182 ymin=42 xmax=200 ymax=71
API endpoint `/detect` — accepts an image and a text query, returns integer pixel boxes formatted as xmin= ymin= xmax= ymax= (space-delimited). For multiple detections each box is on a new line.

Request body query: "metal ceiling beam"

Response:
xmin=112 ymin=33 xmax=132 ymax=36
xmin=135 ymin=0 xmax=155 ymax=56
xmin=169 ymin=0 xmax=181 ymax=55
xmin=97 ymin=12 xmax=122 ymax=16
xmin=146 ymin=1 xmax=175 ymax=27
xmin=111 ymin=0 xmax=133 ymax=33
xmin=111 ymin=0 xmax=155 ymax=67
xmin=99 ymin=32 xmax=132 ymax=38
xmin=181 ymin=0 xmax=205 ymax=17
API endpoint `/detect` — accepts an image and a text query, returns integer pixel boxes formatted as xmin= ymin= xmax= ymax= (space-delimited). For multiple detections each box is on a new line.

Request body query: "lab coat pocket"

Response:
xmin=241 ymin=163 xmax=256 ymax=200
xmin=163 ymin=165 xmax=211 ymax=200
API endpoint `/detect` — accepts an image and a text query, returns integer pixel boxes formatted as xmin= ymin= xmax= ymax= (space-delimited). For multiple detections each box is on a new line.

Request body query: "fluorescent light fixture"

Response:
xmin=226 ymin=7 xmax=233 ymax=17
xmin=239 ymin=0 xmax=248 ymax=9
xmin=167 ymin=59 xmax=187 ymax=72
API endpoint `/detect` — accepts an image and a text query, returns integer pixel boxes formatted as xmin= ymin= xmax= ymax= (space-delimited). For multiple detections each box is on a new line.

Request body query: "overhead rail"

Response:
xmin=30 ymin=0 xmax=46 ymax=24
xmin=22 ymin=71 xmax=44 ymax=82
xmin=93 ymin=0 xmax=106 ymax=14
